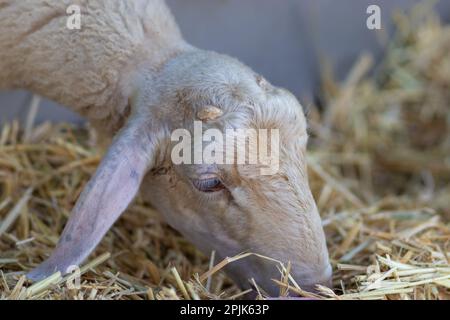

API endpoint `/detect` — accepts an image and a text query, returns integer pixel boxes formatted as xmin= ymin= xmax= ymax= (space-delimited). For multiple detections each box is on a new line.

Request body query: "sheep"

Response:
xmin=0 ymin=0 xmax=331 ymax=295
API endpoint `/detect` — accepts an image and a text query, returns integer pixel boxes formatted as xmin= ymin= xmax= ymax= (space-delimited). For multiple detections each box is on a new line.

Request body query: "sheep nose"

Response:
xmin=299 ymin=263 xmax=333 ymax=293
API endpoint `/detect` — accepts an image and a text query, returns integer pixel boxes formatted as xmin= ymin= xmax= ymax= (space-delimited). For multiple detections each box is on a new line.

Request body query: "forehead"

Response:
xmin=172 ymin=79 xmax=308 ymax=166
xmin=165 ymin=52 xmax=309 ymax=178
xmin=161 ymin=51 xmax=307 ymax=136
xmin=178 ymin=92 xmax=308 ymax=179
xmin=175 ymin=75 xmax=308 ymax=138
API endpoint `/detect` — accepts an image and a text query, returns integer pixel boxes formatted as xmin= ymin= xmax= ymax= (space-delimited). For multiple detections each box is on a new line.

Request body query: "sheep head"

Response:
xmin=28 ymin=50 xmax=331 ymax=296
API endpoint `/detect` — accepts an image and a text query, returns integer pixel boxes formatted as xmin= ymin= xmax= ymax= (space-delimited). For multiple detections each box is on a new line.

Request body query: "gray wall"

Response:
xmin=1 ymin=0 xmax=449 ymax=125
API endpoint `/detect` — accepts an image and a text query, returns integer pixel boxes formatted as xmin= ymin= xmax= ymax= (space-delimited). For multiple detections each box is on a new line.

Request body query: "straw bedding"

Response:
xmin=0 ymin=6 xmax=449 ymax=299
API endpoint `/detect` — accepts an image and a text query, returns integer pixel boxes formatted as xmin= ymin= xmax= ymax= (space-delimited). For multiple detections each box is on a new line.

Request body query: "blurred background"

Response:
xmin=1 ymin=0 xmax=449 ymax=125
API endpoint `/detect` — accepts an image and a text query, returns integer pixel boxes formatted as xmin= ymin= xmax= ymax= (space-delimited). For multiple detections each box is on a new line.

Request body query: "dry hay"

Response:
xmin=0 ymin=5 xmax=449 ymax=300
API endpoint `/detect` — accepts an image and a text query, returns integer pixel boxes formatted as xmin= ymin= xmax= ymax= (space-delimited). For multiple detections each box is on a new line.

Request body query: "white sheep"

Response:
xmin=0 ymin=0 xmax=331 ymax=295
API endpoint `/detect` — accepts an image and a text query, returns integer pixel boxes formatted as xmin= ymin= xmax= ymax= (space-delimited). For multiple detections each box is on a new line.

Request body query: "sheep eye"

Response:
xmin=193 ymin=177 xmax=224 ymax=193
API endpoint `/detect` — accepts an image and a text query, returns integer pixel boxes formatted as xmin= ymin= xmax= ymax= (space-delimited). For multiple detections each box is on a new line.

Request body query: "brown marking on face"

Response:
xmin=196 ymin=105 xmax=223 ymax=121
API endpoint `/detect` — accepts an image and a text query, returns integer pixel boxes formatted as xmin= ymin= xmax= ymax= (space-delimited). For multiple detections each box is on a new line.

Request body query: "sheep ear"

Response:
xmin=27 ymin=117 xmax=159 ymax=281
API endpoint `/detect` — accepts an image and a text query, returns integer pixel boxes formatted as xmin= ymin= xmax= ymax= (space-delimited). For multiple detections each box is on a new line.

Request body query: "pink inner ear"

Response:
xmin=27 ymin=121 xmax=154 ymax=281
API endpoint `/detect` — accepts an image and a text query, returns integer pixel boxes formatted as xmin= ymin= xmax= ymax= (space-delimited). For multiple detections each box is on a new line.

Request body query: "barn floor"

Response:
xmin=0 ymin=7 xmax=449 ymax=300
